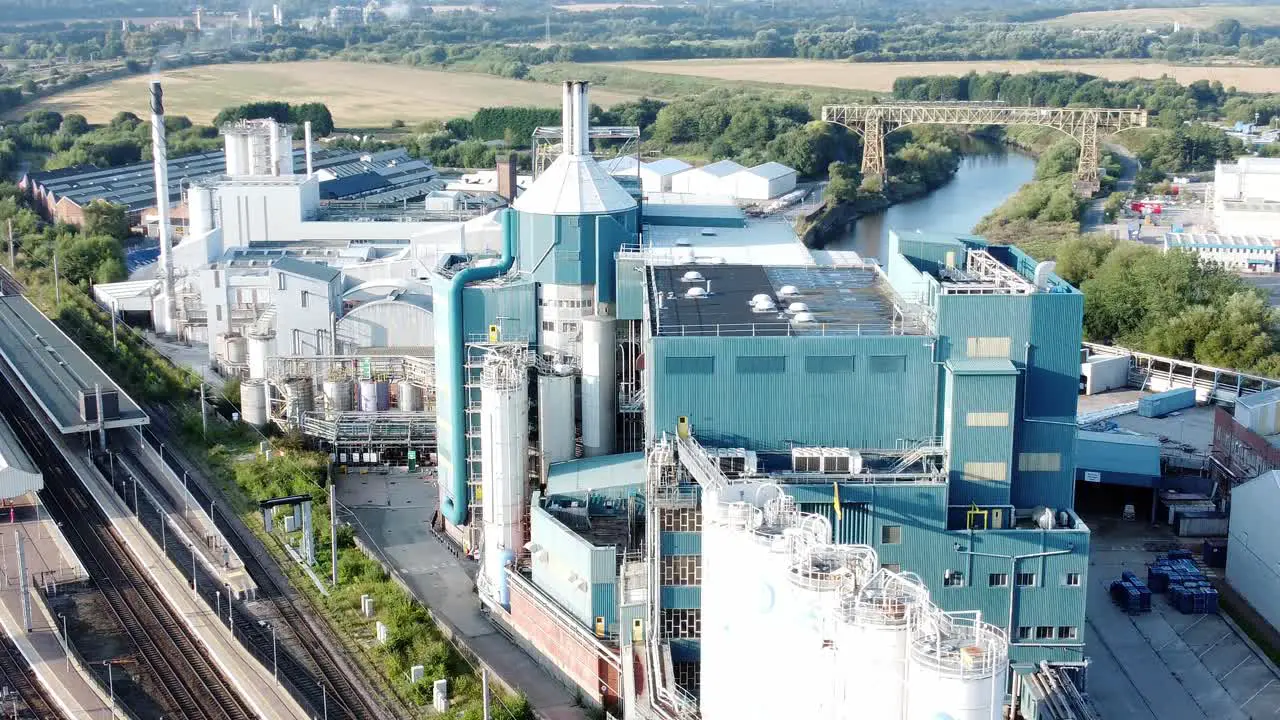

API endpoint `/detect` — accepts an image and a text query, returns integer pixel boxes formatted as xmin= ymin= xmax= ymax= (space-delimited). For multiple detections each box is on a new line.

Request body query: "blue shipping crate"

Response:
xmin=1139 ymin=388 xmax=1197 ymax=418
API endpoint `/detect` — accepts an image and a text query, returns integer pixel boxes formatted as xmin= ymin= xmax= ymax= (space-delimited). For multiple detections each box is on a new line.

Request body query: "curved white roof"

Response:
xmin=513 ymin=153 xmax=637 ymax=216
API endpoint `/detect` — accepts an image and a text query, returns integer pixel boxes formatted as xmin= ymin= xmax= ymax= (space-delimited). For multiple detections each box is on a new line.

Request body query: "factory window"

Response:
xmin=541 ymin=321 xmax=555 ymax=332
xmin=301 ymin=290 xmax=308 ymax=308
xmin=213 ymin=270 xmax=220 ymax=288
xmin=1018 ymin=452 xmax=1062 ymax=472
xmin=735 ymin=355 xmax=785 ymax=374
xmin=881 ymin=563 xmax=901 ymax=573
xmin=1065 ymin=573 xmax=1082 ymax=587
xmin=1017 ymin=572 xmax=1037 ymax=587
xmin=1017 ymin=627 xmax=1032 ymax=640
xmin=1058 ymin=626 xmax=1078 ymax=640
xmin=278 ymin=273 xmax=286 ymax=290
xmin=560 ymin=321 xmax=577 ymax=334
xmin=881 ymin=525 xmax=902 ymax=545
xmin=1035 ymin=626 xmax=1054 ymax=640
xmin=965 ymin=412 xmax=1009 ymax=427
xmin=215 ymin=305 xmax=222 ymax=321
xmin=966 ymin=336 xmax=1011 ymax=358
xmin=962 ymin=462 xmax=1007 ymax=484
xmin=665 ymin=356 xmax=715 ymax=375
xmin=943 ymin=571 xmax=965 ymax=587
xmin=988 ymin=573 xmax=1009 ymax=587
xmin=804 ymin=355 xmax=855 ymax=374
xmin=869 ymin=354 xmax=906 ymax=374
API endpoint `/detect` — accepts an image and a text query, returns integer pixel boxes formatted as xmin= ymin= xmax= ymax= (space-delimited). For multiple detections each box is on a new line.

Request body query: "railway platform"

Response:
xmin=0 ymin=511 xmax=116 ymax=719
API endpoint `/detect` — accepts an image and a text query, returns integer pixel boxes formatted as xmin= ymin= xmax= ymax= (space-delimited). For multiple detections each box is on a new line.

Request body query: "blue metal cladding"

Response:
xmin=462 ymin=278 xmax=538 ymax=344
xmin=798 ymin=502 xmax=873 ymax=545
xmin=646 ymin=335 xmax=938 ymax=450
xmin=1075 ymin=431 xmax=1160 ymax=488
xmin=592 ymin=582 xmax=619 ymax=633
xmin=515 ymin=208 xmax=638 ymax=299
xmin=661 ymin=531 xmax=702 ymax=556
xmin=946 ymin=369 xmax=1018 ymax=507
xmin=615 ymin=255 xmax=646 ymax=320
xmin=935 ymin=289 xmax=1084 ymax=510
xmin=660 ymin=586 xmax=701 ymax=609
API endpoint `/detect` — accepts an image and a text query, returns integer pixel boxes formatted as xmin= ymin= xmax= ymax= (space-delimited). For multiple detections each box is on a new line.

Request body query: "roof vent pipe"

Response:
xmin=561 ymin=81 xmax=574 ymax=156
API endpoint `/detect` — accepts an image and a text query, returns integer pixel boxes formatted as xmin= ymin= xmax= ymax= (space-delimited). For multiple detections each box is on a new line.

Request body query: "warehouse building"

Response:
xmin=1162 ymin=232 xmax=1279 ymax=271
xmin=1214 ymin=156 xmax=1280 ymax=237
xmin=1227 ymin=470 xmax=1280 ymax=632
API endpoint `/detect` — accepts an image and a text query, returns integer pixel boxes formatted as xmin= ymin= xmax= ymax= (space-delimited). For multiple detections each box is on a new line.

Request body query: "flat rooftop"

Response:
xmin=0 ymin=295 xmax=148 ymax=433
xmin=642 ymin=218 xmax=815 ymax=266
xmin=650 ymin=264 xmax=923 ymax=337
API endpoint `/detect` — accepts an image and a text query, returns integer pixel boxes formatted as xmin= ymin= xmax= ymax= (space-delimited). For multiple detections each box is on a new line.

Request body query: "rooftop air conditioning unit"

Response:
xmin=792 ymin=447 xmax=861 ymax=474
xmin=709 ymin=447 xmax=757 ymax=477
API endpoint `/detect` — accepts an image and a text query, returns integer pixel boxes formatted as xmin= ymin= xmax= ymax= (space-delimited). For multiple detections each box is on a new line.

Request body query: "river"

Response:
xmin=830 ymin=144 xmax=1038 ymax=261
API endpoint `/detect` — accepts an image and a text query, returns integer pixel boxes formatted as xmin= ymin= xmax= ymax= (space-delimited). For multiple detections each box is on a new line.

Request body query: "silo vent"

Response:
xmin=682 ymin=270 xmax=705 ymax=283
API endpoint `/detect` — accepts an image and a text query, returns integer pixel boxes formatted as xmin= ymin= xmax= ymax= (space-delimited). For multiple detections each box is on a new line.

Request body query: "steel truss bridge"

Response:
xmin=821 ymin=103 xmax=1148 ymax=193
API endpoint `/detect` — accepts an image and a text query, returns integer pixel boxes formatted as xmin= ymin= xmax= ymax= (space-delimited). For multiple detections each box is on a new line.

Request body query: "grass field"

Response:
xmin=1039 ymin=6 xmax=1280 ymax=29
xmin=24 ymin=61 xmax=639 ymax=126
xmin=602 ymin=58 xmax=1280 ymax=94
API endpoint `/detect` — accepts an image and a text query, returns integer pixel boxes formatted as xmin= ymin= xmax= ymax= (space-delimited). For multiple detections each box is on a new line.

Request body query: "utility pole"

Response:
xmin=52 ymin=251 xmax=60 ymax=304
xmin=200 ymin=383 xmax=208 ymax=439
xmin=482 ymin=668 xmax=491 ymax=720
xmin=15 ymin=531 xmax=29 ymax=632
xmin=329 ymin=483 xmax=338 ymax=587
xmin=6 ymin=218 xmax=13 ymax=271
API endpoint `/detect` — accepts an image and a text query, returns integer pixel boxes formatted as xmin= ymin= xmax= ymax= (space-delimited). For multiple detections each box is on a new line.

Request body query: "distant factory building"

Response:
xmin=1161 ymin=233 xmax=1279 ymax=272
xmin=669 ymin=159 xmax=745 ymax=196
xmin=666 ymin=158 xmax=797 ymax=201
xmin=1214 ymin=157 xmax=1280 ymax=237
xmin=603 ymin=156 xmax=692 ymax=194
xmin=728 ymin=160 xmax=797 ymax=200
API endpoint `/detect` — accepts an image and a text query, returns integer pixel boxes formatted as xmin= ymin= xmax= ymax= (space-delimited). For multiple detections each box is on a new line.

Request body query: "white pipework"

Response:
xmin=304 ymin=121 xmax=314 ymax=176
xmin=575 ymin=81 xmax=590 ymax=157
xmin=561 ymin=81 xmax=574 ymax=156
xmin=150 ymin=79 xmax=176 ymax=335
xmin=568 ymin=82 xmax=583 ymax=156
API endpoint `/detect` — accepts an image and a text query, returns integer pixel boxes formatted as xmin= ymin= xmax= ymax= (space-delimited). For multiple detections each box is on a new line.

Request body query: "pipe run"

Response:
xmin=441 ymin=208 xmax=518 ymax=525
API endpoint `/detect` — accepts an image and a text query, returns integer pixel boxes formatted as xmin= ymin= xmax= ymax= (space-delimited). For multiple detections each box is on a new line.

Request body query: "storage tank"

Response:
xmin=323 ymin=379 xmax=353 ymax=414
xmin=359 ymin=380 xmax=390 ymax=412
xmin=282 ymin=377 xmax=314 ymax=420
xmin=187 ymin=182 xmax=214 ymax=237
xmin=479 ymin=351 xmax=528 ymax=607
xmin=247 ymin=330 xmax=274 ymax=380
xmin=240 ymin=379 xmax=269 ymax=427
xmin=838 ymin=570 xmax=925 ymax=718
xmin=580 ymin=315 xmax=616 ymax=457
xmin=537 ymin=369 xmax=575 ymax=464
xmin=905 ymin=612 xmax=1009 ymax=720
xmin=397 ymin=381 xmax=422 ymax=412
xmin=225 ymin=334 xmax=247 ymax=365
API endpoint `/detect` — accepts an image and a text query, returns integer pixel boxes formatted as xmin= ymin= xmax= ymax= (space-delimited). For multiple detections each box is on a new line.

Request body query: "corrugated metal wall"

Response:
xmin=462 ymin=277 xmax=538 ymax=344
xmin=615 ymin=255 xmax=645 ymax=321
xmin=946 ymin=370 xmax=1018 ymax=506
xmin=335 ymin=299 xmax=434 ymax=350
xmin=647 ymin=335 xmax=937 ymax=450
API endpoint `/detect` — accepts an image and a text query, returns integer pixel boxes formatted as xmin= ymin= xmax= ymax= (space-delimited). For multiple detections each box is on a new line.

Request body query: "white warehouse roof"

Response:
xmin=0 ymin=413 xmax=41 ymax=500
xmin=644 ymin=158 xmax=692 ymax=176
xmin=513 ymin=153 xmax=637 ymax=216
xmin=694 ymin=159 xmax=746 ymax=178
xmin=744 ymin=161 xmax=796 ymax=180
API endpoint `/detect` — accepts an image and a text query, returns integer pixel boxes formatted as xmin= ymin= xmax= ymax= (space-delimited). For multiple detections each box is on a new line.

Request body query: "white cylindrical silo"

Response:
xmin=580 ymin=315 xmax=615 ymax=457
xmin=537 ymin=370 xmax=575 ymax=465
xmin=247 ymin=331 xmax=273 ymax=379
xmin=906 ymin=613 xmax=1009 ymax=720
xmin=224 ymin=133 xmax=249 ymax=176
xmin=283 ymin=377 xmax=314 ymax=421
xmin=225 ymin=334 xmax=247 ymax=364
xmin=838 ymin=571 xmax=923 ymax=719
xmin=397 ymin=381 xmax=422 ymax=412
xmin=187 ymin=183 xmax=215 ymax=237
xmin=359 ymin=380 xmax=390 ymax=412
xmin=240 ymin=379 xmax=269 ymax=427
xmin=479 ymin=353 xmax=528 ymax=607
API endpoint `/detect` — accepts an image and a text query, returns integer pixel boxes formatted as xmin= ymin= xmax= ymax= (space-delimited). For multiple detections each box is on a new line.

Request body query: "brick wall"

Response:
xmin=507 ymin=576 xmax=621 ymax=705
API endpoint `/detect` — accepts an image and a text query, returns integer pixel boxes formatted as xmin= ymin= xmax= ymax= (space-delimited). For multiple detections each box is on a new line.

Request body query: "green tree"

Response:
xmin=81 ymin=200 xmax=129 ymax=241
xmin=56 ymin=233 xmax=126 ymax=286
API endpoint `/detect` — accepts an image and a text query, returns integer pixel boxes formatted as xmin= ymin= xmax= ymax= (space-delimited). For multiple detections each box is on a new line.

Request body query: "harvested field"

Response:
xmin=1039 ymin=6 xmax=1280 ymax=29
xmin=602 ymin=58 xmax=1280 ymax=94
xmin=24 ymin=61 xmax=638 ymax=126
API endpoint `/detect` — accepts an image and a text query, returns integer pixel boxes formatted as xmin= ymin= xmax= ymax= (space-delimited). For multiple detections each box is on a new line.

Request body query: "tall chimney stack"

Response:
xmin=304 ymin=121 xmax=314 ymax=176
xmin=561 ymin=81 xmax=574 ymax=157
xmin=150 ymin=80 xmax=175 ymax=335
xmin=496 ymin=155 xmax=517 ymax=204
xmin=575 ymin=81 xmax=590 ymax=158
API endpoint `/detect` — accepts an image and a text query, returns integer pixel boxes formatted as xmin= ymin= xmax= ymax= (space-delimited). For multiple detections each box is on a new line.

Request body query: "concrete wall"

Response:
xmin=272 ymin=267 xmax=341 ymax=356
xmin=1082 ymin=355 xmax=1130 ymax=395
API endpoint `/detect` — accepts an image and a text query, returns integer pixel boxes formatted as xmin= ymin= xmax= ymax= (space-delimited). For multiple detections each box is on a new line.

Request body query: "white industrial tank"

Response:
xmin=537 ymin=370 xmax=575 ymax=465
xmin=323 ymin=379 xmax=353 ymax=414
xmin=397 ymin=381 xmax=422 ymax=412
xmin=187 ymin=182 xmax=214 ymax=237
xmin=580 ymin=315 xmax=616 ymax=457
xmin=240 ymin=379 xmax=269 ymax=427
xmin=225 ymin=334 xmax=247 ymax=365
xmin=247 ymin=330 xmax=274 ymax=380
xmin=283 ymin=377 xmax=314 ymax=420
xmin=359 ymin=380 xmax=390 ymax=412
xmin=839 ymin=571 xmax=923 ymax=718
xmin=906 ymin=614 xmax=1009 ymax=720
xmin=479 ymin=352 xmax=529 ymax=607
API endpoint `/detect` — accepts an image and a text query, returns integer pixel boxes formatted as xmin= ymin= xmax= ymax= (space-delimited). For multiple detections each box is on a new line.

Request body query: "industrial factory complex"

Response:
xmin=15 ymin=77 xmax=1280 ymax=720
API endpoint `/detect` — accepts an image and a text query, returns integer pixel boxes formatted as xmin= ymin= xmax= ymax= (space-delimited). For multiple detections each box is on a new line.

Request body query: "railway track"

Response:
xmin=0 ymin=635 xmax=63 ymax=719
xmin=0 ymin=378 xmax=256 ymax=720
xmin=131 ymin=416 xmax=395 ymax=720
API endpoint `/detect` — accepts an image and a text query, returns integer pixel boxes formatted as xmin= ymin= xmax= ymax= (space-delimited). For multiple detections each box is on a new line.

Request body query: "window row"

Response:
xmin=664 ymin=354 xmax=907 ymax=376
xmin=1017 ymin=626 xmax=1078 ymax=641
xmin=539 ymin=321 xmax=579 ymax=334
xmin=538 ymin=298 xmax=595 ymax=309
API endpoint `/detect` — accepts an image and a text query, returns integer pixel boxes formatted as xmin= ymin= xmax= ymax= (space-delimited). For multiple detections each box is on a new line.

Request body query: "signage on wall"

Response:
xmin=1083 ymin=470 xmax=1102 ymax=483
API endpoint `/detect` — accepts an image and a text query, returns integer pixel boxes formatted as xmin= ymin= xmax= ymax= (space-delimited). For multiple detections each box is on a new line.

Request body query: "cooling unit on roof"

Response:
xmin=791 ymin=311 xmax=815 ymax=324
xmin=787 ymin=301 xmax=809 ymax=314
xmin=778 ymin=285 xmax=801 ymax=297
xmin=685 ymin=287 xmax=708 ymax=299
xmin=681 ymin=270 xmax=705 ymax=282
xmin=791 ymin=447 xmax=861 ymax=474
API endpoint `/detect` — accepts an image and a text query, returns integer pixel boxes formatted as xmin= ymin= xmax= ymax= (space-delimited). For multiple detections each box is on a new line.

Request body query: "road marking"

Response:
xmin=1222 ymin=654 xmax=1252 ymax=680
xmin=1242 ymin=679 xmax=1274 ymax=709
xmin=1199 ymin=631 xmax=1234 ymax=658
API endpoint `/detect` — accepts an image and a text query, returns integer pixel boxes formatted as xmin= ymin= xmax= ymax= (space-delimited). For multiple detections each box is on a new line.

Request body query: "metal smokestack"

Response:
xmin=576 ymin=81 xmax=590 ymax=158
xmin=561 ymin=81 xmax=573 ymax=156
xmin=304 ymin=121 xmax=314 ymax=176
xmin=150 ymin=79 xmax=175 ymax=334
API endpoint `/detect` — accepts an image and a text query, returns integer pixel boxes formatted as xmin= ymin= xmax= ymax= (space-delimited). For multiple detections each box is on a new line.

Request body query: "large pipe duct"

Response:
xmin=150 ymin=79 xmax=175 ymax=335
xmin=561 ymin=81 xmax=573 ymax=156
xmin=304 ymin=121 xmax=314 ymax=176
xmin=441 ymin=209 xmax=517 ymax=526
